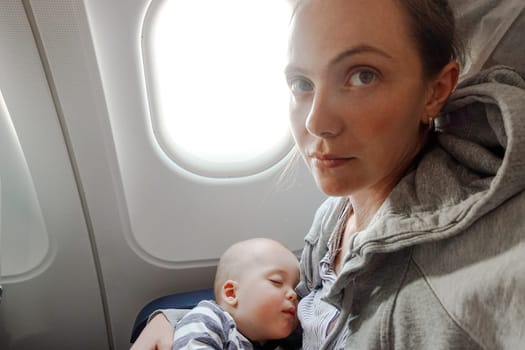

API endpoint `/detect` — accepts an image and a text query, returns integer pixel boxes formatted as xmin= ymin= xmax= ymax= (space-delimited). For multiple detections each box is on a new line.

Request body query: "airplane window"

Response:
xmin=143 ymin=1 xmax=293 ymax=178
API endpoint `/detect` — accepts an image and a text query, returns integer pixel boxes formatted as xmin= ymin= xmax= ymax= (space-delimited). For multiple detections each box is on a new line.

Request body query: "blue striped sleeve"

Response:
xmin=173 ymin=301 xmax=236 ymax=350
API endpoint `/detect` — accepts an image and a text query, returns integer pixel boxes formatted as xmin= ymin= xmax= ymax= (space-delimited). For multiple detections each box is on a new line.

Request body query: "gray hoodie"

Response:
xmin=297 ymin=66 xmax=525 ymax=349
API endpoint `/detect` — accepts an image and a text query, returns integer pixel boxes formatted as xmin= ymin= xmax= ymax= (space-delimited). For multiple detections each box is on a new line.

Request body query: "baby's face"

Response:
xmin=234 ymin=246 xmax=300 ymax=342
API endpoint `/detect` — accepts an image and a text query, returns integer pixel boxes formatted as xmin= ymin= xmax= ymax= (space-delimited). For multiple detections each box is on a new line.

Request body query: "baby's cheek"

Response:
xmin=293 ymin=315 xmax=300 ymax=330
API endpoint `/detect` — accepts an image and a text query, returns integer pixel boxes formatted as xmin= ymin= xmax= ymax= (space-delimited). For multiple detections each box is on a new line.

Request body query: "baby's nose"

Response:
xmin=286 ymin=288 xmax=298 ymax=302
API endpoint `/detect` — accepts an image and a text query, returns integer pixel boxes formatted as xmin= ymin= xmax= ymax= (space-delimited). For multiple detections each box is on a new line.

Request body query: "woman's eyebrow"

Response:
xmin=284 ymin=44 xmax=393 ymax=76
xmin=283 ymin=64 xmax=303 ymax=78
xmin=330 ymin=44 xmax=393 ymax=66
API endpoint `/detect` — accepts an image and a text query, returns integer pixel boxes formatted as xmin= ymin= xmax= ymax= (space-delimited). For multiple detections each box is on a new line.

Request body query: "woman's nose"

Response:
xmin=305 ymin=89 xmax=343 ymax=138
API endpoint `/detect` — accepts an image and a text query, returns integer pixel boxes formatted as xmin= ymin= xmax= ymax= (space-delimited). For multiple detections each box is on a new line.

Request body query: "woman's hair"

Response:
xmin=291 ymin=0 xmax=466 ymax=77
xmin=394 ymin=0 xmax=465 ymax=77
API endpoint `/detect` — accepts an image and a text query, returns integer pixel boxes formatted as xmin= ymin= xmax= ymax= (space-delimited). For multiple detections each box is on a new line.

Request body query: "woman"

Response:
xmin=133 ymin=0 xmax=525 ymax=348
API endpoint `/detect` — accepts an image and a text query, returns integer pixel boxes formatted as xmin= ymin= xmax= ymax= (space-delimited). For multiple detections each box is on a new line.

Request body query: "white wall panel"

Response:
xmin=0 ymin=1 xmax=109 ymax=348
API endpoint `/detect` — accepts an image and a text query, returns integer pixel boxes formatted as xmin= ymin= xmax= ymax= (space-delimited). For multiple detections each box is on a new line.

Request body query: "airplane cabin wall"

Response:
xmin=0 ymin=1 xmax=109 ymax=348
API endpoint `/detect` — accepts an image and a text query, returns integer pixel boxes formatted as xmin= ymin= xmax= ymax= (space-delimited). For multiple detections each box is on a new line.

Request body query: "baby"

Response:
xmin=173 ymin=238 xmax=300 ymax=349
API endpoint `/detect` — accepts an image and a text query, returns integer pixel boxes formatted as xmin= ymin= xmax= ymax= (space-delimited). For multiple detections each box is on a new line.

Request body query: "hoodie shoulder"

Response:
xmin=412 ymin=189 xmax=525 ymax=349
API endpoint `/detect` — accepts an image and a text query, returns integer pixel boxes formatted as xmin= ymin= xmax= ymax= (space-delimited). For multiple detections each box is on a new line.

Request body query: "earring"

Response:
xmin=427 ymin=117 xmax=436 ymax=132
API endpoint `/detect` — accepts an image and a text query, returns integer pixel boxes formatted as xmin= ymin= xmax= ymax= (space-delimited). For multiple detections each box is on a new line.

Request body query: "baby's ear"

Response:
xmin=221 ymin=280 xmax=239 ymax=307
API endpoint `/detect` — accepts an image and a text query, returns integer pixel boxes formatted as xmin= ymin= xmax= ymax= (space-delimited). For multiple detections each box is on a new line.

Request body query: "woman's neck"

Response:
xmin=349 ymin=134 xmax=427 ymax=230
xmin=348 ymin=182 xmax=393 ymax=232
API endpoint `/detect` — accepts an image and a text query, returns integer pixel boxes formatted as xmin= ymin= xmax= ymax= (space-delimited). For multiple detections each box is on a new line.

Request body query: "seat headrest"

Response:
xmin=452 ymin=0 xmax=525 ymax=78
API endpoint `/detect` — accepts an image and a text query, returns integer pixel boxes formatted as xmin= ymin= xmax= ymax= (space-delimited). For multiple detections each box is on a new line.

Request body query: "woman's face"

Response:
xmin=286 ymin=0 xmax=432 ymax=197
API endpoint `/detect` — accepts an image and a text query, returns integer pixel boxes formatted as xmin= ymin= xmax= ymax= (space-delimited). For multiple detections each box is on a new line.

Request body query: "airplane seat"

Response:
xmin=129 ymin=288 xmax=214 ymax=343
xmin=453 ymin=0 xmax=525 ymax=77
xmin=481 ymin=9 xmax=525 ymax=73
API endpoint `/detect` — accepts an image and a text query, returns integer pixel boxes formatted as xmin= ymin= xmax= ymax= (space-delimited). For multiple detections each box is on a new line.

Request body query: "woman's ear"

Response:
xmin=221 ymin=280 xmax=239 ymax=307
xmin=423 ymin=61 xmax=460 ymax=122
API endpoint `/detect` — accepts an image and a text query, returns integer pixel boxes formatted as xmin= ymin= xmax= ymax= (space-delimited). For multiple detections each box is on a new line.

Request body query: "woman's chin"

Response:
xmin=316 ymin=178 xmax=354 ymax=197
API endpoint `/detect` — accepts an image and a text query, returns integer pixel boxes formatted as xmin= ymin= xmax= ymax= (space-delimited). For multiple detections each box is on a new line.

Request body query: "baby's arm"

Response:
xmin=130 ymin=313 xmax=173 ymax=350
xmin=173 ymin=303 xmax=226 ymax=350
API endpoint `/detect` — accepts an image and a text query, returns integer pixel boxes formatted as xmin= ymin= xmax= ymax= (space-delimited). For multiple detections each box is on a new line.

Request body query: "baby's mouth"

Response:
xmin=283 ymin=306 xmax=296 ymax=316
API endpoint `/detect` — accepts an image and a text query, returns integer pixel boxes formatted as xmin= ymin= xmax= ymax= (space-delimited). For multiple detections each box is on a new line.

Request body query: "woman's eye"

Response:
xmin=348 ymin=69 xmax=377 ymax=86
xmin=289 ymin=78 xmax=313 ymax=93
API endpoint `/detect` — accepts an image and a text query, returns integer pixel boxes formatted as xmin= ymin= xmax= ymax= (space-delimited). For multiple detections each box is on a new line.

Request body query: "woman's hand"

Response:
xmin=130 ymin=313 xmax=174 ymax=350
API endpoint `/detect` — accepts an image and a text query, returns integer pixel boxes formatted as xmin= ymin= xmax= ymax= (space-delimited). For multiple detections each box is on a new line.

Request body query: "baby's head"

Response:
xmin=214 ymin=238 xmax=300 ymax=343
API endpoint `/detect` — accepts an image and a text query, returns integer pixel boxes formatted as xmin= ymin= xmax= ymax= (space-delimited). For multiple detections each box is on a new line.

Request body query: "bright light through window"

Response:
xmin=143 ymin=1 xmax=293 ymax=178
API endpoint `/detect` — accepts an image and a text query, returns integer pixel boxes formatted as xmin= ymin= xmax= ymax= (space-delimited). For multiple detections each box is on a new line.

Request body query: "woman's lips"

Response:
xmin=311 ymin=154 xmax=353 ymax=169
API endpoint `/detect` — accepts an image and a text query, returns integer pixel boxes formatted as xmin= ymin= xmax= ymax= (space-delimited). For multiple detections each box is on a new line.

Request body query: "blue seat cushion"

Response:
xmin=130 ymin=288 xmax=214 ymax=343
